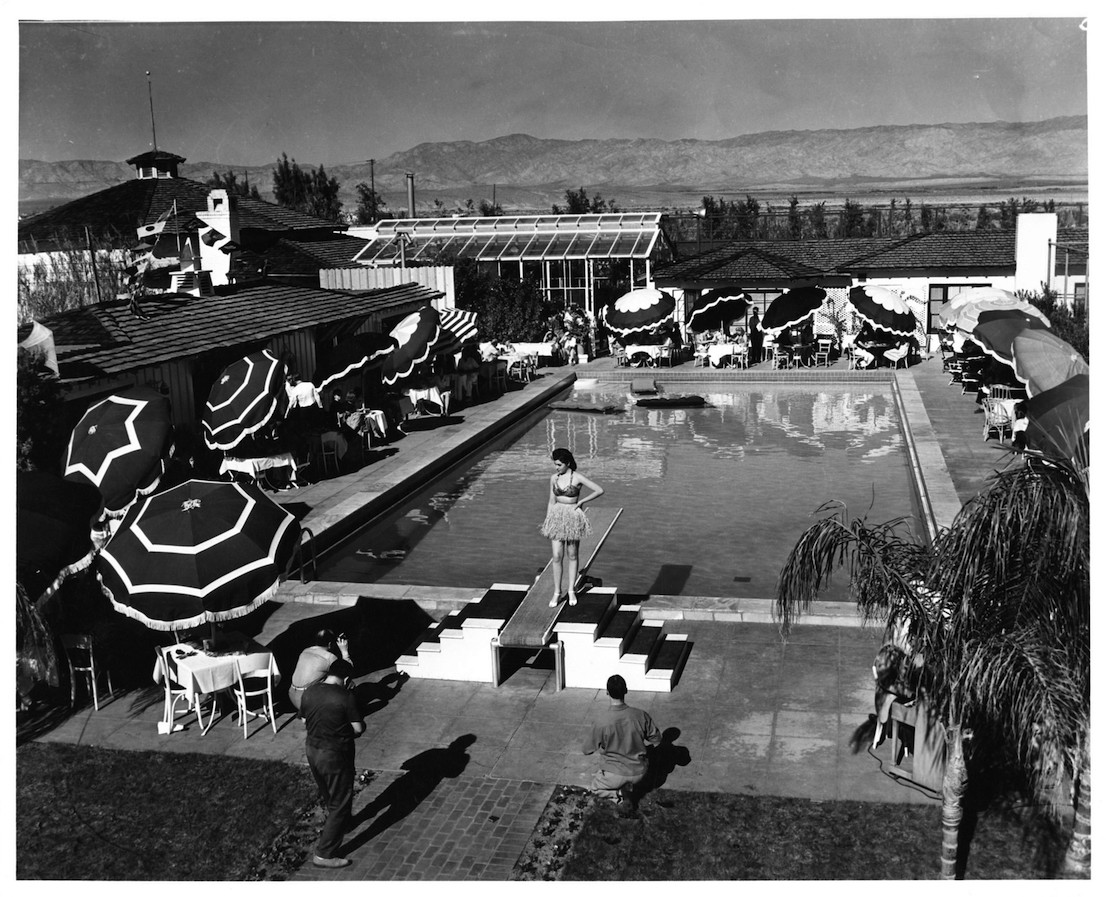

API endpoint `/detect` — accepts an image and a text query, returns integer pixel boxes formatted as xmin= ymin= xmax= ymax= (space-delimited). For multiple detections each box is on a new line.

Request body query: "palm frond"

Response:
xmin=774 ymin=500 xmax=931 ymax=636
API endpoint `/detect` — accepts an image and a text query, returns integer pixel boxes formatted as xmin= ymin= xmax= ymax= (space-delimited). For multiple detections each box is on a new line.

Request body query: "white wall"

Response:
xmin=1015 ymin=212 xmax=1058 ymax=295
xmin=318 ymin=265 xmax=456 ymax=308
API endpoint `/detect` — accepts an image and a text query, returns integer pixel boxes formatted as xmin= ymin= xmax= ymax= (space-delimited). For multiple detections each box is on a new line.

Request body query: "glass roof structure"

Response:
xmin=352 ymin=214 xmax=663 ymax=266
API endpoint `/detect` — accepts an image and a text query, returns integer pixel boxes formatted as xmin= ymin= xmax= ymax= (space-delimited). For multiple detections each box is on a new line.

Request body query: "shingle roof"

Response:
xmin=39 ymin=281 xmax=443 ymax=382
xmin=656 ymin=237 xmax=899 ymax=283
xmin=17 ymin=178 xmax=213 ymax=251
xmin=18 ymin=178 xmax=347 ymax=253
xmin=230 ymin=234 xmax=370 ymax=279
xmin=841 ymin=231 xmax=1016 ymax=271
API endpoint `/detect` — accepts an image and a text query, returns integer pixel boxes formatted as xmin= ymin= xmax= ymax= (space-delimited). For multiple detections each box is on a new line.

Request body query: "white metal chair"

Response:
xmin=155 ymin=645 xmax=216 ymax=734
xmin=982 ymin=398 xmax=1014 ymax=441
xmin=62 ymin=634 xmax=113 ymax=711
xmin=883 ymin=343 xmax=910 ymax=369
xmin=493 ymin=360 xmax=509 ymax=392
xmin=234 ymin=652 xmax=278 ymax=739
xmin=761 ymin=336 xmax=776 ymax=366
xmin=656 ymin=345 xmax=675 ymax=367
xmin=814 ymin=338 xmax=834 ymax=367
xmin=692 ymin=341 xmax=711 ymax=368
xmin=730 ymin=346 xmax=749 ymax=369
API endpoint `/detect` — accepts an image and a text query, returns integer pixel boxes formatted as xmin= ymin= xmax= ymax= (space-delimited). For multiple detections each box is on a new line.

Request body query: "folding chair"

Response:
xmin=234 ymin=653 xmax=278 ymax=739
xmin=62 ymin=634 xmax=113 ymax=711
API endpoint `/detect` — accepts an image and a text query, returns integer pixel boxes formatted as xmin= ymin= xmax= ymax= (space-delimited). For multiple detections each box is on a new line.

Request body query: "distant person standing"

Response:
xmin=583 ymin=674 xmax=662 ymax=815
xmin=301 ymin=658 xmax=364 ymax=868
xmin=748 ymin=308 xmax=764 ymax=363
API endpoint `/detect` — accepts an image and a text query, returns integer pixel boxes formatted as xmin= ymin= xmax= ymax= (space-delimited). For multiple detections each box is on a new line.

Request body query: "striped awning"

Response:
xmin=436 ymin=308 xmax=480 ymax=355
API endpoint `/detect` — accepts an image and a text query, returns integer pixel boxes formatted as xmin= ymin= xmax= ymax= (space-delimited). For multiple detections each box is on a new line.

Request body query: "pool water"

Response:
xmin=315 ymin=382 xmax=920 ymax=601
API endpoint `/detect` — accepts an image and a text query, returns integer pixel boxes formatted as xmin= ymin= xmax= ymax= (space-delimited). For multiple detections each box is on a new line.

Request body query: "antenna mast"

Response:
xmin=146 ymin=71 xmax=158 ymax=153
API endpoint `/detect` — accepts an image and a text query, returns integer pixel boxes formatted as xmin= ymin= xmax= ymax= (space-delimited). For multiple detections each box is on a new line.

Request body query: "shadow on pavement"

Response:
xmin=341 ymin=734 xmax=477 ymax=853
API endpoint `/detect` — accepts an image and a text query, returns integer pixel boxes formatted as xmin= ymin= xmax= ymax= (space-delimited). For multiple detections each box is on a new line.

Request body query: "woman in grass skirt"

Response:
xmin=541 ymin=447 xmax=604 ymax=607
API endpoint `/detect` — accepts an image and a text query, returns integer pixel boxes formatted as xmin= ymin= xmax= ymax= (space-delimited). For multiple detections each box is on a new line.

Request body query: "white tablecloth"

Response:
xmin=625 ymin=345 xmax=662 ymax=361
xmin=153 ymin=643 xmax=281 ymax=703
xmin=707 ymin=344 xmax=744 ymax=367
xmin=345 ymin=408 xmax=388 ymax=439
xmin=219 ymin=452 xmax=298 ymax=482
xmin=407 ymin=385 xmax=450 ymax=415
xmin=511 ymin=341 xmax=555 ymax=358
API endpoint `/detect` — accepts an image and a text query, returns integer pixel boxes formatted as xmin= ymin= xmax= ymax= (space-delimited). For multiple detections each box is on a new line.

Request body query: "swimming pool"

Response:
xmin=314 ymin=381 xmax=920 ymax=601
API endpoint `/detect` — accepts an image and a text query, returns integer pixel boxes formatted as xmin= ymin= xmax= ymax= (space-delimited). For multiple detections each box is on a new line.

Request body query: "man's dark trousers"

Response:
xmin=307 ymin=745 xmax=354 ymax=859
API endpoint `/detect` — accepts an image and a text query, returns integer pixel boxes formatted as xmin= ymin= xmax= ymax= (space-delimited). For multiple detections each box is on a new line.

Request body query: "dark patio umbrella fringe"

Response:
xmin=34 ymin=547 xmax=100 ymax=609
xmin=97 ymin=575 xmax=283 ymax=632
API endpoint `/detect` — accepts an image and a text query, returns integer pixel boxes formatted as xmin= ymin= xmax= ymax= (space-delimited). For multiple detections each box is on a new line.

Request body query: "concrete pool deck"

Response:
xmin=30 ymin=353 xmax=1019 ymax=880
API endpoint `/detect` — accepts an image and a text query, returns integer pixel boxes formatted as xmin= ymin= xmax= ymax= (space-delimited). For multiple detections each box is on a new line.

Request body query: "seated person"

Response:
xmin=288 ymin=629 xmax=352 ymax=715
xmin=732 ymin=326 xmax=748 ymax=348
xmin=775 ymin=327 xmax=794 ymax=350
xmin=329 ymin=389 xmax=349 ymax=428
xmin=872 ymin=642 xmax=919 ymax=747
xmin=800 ymin=320 xmax=815 ymax=346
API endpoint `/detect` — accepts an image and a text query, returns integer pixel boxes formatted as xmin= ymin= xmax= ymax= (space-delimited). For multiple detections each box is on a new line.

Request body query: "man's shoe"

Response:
xmin=313 ymin=855 xmax=351 ymax=868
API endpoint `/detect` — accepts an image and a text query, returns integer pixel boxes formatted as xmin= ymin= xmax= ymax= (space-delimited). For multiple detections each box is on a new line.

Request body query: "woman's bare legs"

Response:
xmin=549 ymin=540 xmax=565 ymax=606
xmin=566 ymin=541 xmax=579 ymax=605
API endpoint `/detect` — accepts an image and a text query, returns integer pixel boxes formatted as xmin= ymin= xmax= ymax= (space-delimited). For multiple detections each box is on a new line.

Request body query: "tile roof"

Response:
xmin=39 ymin=281 xmax=443 ymax=382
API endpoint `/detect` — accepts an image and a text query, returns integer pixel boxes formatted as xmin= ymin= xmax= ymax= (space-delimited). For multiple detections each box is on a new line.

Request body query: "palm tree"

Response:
xmin=775 ymin=457 xmax=1089 ymax=879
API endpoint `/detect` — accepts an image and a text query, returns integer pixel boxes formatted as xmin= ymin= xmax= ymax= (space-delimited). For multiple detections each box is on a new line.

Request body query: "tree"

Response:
xmin=734 ymin=195 xmax=760 ymax=240
xmin=17 ymin=350 xmax=67 ymax=473
xmin=775 ymin=449 xmax=1090 ymax=878
xmin=787 ymin=195 xmax=803 ymax=240
xmin=354 ymin=182 xmax=388 ymax=224
xmin=271 ymin=153 xmax=342 ymax=222
xmin=841 ymin=198 xmax=868 ymax=237
xmin=452 ymin=259 xmax=551 ymax=341
xmin=919 ymin=203 xmax=934 ymax=234
xmin=975 ymin=204 xmax=995 ymax=231
xmin=552 ymin=187 xmax=618 ymax=214
xmin=805 ymin=202 xmax=828 ymax=239
xmin=206 ymin=170 xmax=261 ymax=200
xmin=902 ymin=198 xmax=915 ymax=235
xmin=478 ymin=199 xmax=504 ymax=217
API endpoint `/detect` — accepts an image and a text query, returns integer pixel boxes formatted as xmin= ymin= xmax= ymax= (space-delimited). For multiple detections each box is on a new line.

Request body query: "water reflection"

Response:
xmin=315 ymin=382 xmax=914 ymax=598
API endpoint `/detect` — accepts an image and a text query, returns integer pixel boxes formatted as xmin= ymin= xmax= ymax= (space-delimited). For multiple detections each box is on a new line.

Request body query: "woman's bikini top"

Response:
xmin=552 ymin=478 xmax=582 ymax=498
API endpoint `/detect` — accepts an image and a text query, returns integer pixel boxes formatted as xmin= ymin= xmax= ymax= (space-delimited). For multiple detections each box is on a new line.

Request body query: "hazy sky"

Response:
xmin=15 ymin=8 xmax=1090 ymax=167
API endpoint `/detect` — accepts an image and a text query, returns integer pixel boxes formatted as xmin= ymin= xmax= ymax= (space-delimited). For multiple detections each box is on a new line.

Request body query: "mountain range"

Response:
xmin=19 ymin=116 xmax=1088 ymax=215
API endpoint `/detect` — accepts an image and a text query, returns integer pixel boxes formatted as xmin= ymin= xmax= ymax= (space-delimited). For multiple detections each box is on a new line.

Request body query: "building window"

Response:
xmin=927 ymin=284 xmax=988 ymax=332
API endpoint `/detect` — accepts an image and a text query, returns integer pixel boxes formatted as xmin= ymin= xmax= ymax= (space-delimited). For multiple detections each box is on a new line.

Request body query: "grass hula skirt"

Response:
xmin=540 ymin=503 xmax=592 ymax=542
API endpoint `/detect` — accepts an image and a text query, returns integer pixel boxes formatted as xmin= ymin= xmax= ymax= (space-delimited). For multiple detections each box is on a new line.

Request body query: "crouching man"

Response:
xmin=583 ymin=674 xmax=661 ymax=815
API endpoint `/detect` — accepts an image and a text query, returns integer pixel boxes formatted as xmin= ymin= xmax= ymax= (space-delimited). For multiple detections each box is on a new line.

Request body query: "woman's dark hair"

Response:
xmin=551 ymin=447 xmax=577 ymax=470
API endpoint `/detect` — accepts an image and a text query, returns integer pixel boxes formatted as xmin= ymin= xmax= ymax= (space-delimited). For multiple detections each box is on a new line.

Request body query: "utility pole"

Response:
xmin=146 ymin=71 xmax=158 ymax=153
xmin=369 ymin=158 xmax=376 ymax=223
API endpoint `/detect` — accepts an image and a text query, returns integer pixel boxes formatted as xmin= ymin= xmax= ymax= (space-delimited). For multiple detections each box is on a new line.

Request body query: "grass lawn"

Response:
xmin=16 ymin=743 xmax=318 ymax=880
xmin=18 ymin=744 xmax=1073 ymax=881
xmin=559 ymin=789 xmax=1072 ymax=880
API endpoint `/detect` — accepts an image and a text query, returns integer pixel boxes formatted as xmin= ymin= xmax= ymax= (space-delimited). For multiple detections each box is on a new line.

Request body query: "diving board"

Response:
xmin=497 ymin=506 xmax=623 ymax=650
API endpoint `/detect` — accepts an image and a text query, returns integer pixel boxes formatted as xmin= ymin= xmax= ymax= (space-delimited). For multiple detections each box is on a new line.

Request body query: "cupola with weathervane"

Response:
xmin=125 ymin=149 xmax=185 ymax=180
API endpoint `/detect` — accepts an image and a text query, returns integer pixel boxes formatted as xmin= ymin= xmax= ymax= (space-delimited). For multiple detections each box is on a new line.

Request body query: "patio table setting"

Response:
xmin=152 ymin=638 xmax=279 ymax=703
xmin=707 ymin=343 xmax=745 ymax=367
xmin=623 ymin=343 xmax=663 ymax=366
xmin=218 ymin=450 xmax=300 ymax=487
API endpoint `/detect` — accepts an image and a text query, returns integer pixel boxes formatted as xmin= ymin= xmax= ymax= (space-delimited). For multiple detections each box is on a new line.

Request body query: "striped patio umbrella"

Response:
xmin=951 ymin=298 xmax=1044 ymax=336
xmin=96 ymin=479 xmax=301 ymax=632
xmin=17 ymin=472 xmax=105 ymax=604
xmin=313 ymin=333 xmax=398 ymax=392
xmin=202 ymin=350 xmax=288 ymax=451
xmin=847 ymin=286 xmax=917 ymax=340
xmin=434 ymin=307 xmax=480 ymax=356
xmin=1025 ymin=374 xmax=1089 ymax=467
xmin=380 ymin=306 xmax=443 ymax=386
xmin=967 ymin=308 xmax=1050 ymax=365
xmin=64 ymin=387 xmax=175 ymax=519
xmin=601 ymin=288 xmax=676 ymax=339
xmin=1011 ymin=330 xmax=1089 ymax=397
xmin=761 ymin=286 xmax=827 ymax=334
xmin=687 ymin=289 xmax=750 ymax=333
